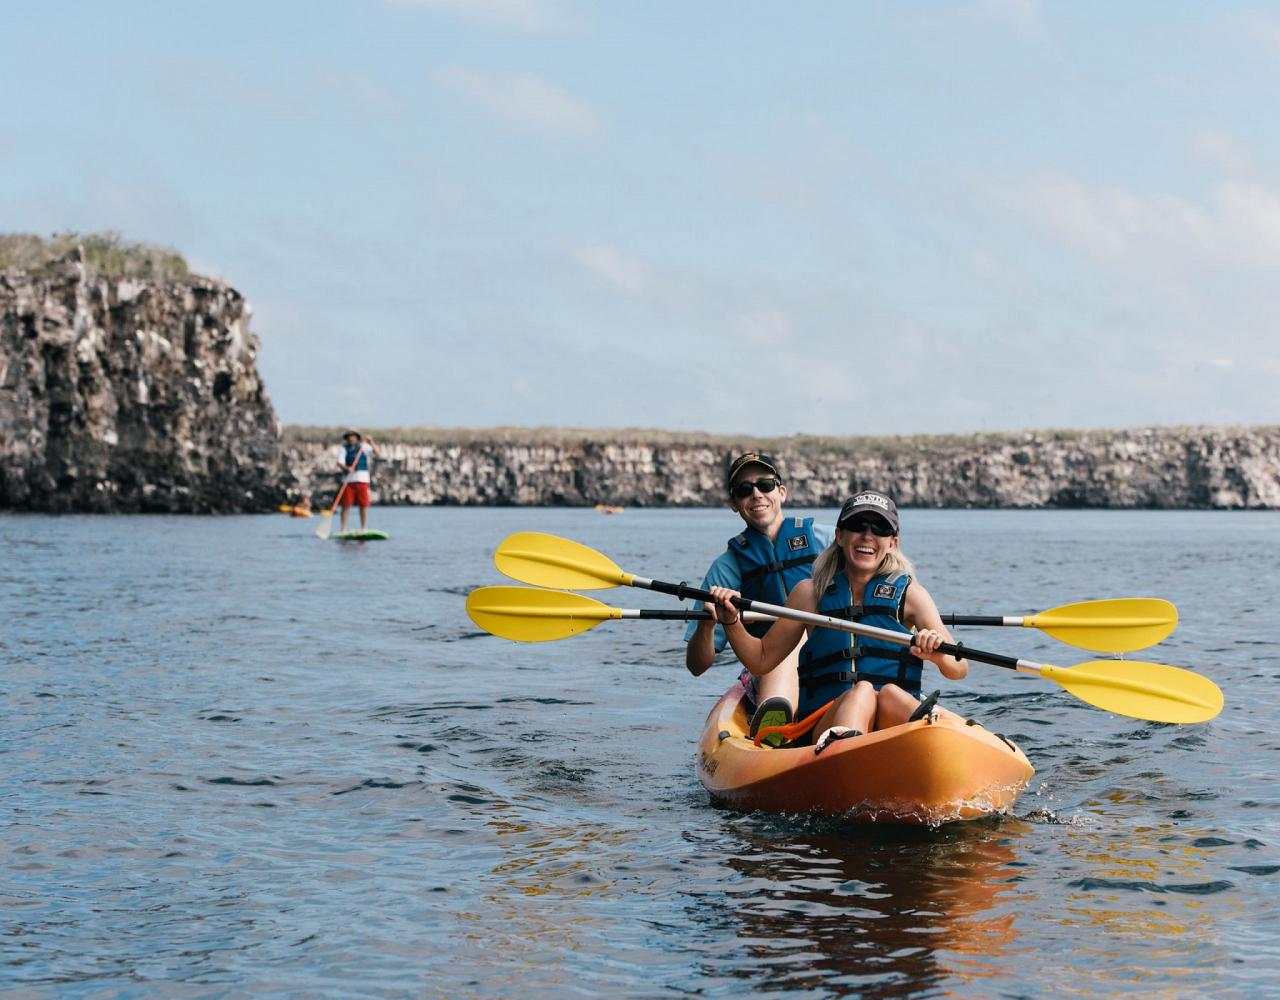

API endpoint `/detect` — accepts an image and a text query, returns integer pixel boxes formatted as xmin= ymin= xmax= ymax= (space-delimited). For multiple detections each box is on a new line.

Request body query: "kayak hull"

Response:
xmin=696 ymin=684 xmax=1034 ymax=825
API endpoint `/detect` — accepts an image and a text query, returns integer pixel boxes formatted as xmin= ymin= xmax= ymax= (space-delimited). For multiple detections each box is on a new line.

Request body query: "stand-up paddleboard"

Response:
xmin=331 ymin=530 xmax=389 ymax=542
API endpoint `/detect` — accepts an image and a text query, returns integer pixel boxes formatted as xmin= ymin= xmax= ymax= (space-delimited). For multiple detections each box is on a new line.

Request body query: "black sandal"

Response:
xmin=908 ymin=689 xmax=941 ymax=723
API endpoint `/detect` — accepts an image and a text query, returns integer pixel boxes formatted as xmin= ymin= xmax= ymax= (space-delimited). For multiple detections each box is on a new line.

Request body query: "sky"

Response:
xmin=4 ymin=0 xmax=1280 ymax=436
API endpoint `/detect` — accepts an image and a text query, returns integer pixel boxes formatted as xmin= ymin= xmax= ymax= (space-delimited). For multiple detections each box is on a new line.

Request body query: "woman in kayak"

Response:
xmin=709 ymin=490 xmax=968 ymax=753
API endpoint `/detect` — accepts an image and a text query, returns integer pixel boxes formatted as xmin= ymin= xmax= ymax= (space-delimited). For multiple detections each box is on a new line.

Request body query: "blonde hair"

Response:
xmin=810 ymin=537 xmax=917 ymax=599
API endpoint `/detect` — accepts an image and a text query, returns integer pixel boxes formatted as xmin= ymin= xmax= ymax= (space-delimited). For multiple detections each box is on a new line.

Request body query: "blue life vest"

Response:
xmin=728 ymin=517 xmax=823 ymax=638
xmin=796 ymin=571 xmax=923 ymax=716
xmin=344 ymin=443 xmax=369 ymax=472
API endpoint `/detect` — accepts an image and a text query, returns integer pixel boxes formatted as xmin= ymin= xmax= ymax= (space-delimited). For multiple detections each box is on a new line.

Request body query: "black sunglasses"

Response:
xmin=730 ymin=477 xmax=781 ymax=499
xmin=841 ymin=517 xmax=894 ymax=537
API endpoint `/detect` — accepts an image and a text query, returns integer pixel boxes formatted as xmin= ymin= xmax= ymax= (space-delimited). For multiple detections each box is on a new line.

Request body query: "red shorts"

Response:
xmin=339 ymin=481 xmax=370 ymax=508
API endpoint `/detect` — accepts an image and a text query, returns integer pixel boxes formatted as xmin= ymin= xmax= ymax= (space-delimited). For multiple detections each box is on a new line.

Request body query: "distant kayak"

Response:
xmin=697 ymin=682 xmax=1033 ymax=825
xmin=331 ymin=530 xmax=389 ymax=541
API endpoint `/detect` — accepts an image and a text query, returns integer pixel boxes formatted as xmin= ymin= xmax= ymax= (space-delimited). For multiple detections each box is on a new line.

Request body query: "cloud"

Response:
xmin=390 ymin=0 xmax=578 ymax=33
xmin=734 ymin=308 xmax=795 ymax=347
xmin=1190 ymin=129 xmax=1254 ymax=175
xmin=434 ymin=67 xmax=600 ymax=136
xmin=991 ymin=171 xmax=1280 ymax=271
xmin=315 ymin=70 xmax=407 ymax=120
xmin=990 ymin=173 xmax=1190 ymax=260
xmin=574 ymin=245 xmax=649 ymax=294
xmin=1226 ymin=10 xmax=1280 ymax=55
xmin=970 ymin=248 xmax=1019 ymax=283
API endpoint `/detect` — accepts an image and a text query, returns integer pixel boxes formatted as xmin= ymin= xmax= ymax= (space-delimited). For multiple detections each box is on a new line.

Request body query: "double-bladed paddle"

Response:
xmin=465 ymin=585 xmax=1172 ymax=653
xmin=485 ymin=532 xmax=1222 ymax=725
xmin=495 ymin=533 xmax=1174 ymax=653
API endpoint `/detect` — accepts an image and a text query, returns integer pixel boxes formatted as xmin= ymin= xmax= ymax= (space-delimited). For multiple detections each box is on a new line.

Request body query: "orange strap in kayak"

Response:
xmin=753 ymin=699 xmax=835 ymax=748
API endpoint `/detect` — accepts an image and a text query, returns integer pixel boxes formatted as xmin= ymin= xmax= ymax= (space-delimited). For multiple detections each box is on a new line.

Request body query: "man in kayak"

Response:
xmin=708 ymin=490 xmax=968 ymax=754
xmin=685 ymin=452 xmax=834 ymax=745
xmin=336 ymin=430 xmax=381 ymax=532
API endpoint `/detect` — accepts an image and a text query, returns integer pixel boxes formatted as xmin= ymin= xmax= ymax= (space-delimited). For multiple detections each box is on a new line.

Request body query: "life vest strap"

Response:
xmin=855 ymin=648 xmax=925 ymax=693
xmin=800 ymin=669 xmax=856 ymax=693
xmin=801 ymin=646 xmax=857 ymax=673
xmin=740 ymin=554 xmax=817 ymax=586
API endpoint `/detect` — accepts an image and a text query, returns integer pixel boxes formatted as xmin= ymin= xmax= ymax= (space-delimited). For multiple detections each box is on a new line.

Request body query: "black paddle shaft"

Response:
xmin=649 ymin=577 xmax=1024 ymax=671
xmin=941 ymin=614 xmax=1005 ymax=627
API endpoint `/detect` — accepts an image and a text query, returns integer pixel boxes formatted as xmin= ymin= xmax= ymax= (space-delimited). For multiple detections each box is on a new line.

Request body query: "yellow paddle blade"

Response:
xmin=1025 ymin=598 xmax=1178 ymax=653
xmin=1040 ymin=660 xmax=1223 ymax=724
xmin=465 ymin=586 xmax=618 ymax=642
xmin=494 ymin=532 xmax=633 ymax=590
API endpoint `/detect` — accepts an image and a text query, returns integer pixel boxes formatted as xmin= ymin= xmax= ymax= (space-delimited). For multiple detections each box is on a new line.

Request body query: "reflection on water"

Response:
xmin=694 ymin=819 xmax=1026 ymax=996
xmin=1040 ymin=810 xmax=1237 ymax=994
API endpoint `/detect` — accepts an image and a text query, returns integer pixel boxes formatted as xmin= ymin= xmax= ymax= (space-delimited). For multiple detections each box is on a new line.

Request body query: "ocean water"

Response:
xmin=3 ymin=506 xmax=1278 ymax=997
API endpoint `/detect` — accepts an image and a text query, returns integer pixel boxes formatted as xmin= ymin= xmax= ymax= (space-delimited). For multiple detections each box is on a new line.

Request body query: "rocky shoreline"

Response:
xmin=283 ymin=426 xmax=1280 ymax=511
xmin=4 ymin=243 xmax=1279 ymax=512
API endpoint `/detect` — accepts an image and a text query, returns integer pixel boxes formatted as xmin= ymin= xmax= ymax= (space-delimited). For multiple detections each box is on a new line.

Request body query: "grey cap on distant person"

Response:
xmin=726 ymin=452 xmax=782 ymax=488
xmin=837 ymin=491 xmax=900 ymax=534
xmin=342 ymin=429 xmax=361 ymax=440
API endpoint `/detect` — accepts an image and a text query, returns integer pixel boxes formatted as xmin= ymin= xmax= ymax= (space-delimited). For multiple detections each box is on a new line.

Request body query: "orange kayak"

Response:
xmin=696 ymin=683 xmax=1034 ymax=825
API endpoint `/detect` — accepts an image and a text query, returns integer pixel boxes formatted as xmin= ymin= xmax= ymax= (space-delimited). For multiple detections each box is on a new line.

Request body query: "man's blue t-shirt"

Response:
xmin=683 ymin=522 xmax=835 ymax=654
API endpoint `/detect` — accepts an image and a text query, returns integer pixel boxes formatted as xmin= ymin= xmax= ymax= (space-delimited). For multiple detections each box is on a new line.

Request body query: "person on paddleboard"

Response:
xmin=336 ymin=430 xmax=381 ymax=532
xmin=685 ymin=452 xmax=834 ymax=746
xmin=709 ymin=490 xmax=968 ymax=754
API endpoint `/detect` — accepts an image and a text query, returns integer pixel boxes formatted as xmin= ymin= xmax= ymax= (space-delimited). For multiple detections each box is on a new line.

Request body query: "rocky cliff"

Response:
xmin=283 ymin=425 xmax=1280 ymax=510
xmin=1 ymin=246 xmax=281 ymax=512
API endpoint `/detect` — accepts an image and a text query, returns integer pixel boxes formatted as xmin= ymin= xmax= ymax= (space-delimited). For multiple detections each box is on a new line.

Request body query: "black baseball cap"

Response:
xmin=726 ymin=452 xmax=782 ymax=489
xmin=837 ymin=491 xmax=899 ymax=534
